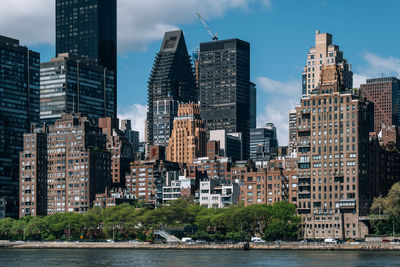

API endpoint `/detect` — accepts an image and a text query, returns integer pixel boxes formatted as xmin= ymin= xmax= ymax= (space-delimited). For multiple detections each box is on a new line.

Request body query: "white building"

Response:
xmin=199 ymin=179 xmax=240 ymax=208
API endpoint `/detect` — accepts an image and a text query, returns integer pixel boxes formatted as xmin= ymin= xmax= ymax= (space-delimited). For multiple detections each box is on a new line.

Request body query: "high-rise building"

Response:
xmin=99 ymin=117 xmax=134 ymax=187
xmin=302 ymin=30 xmax=352 ymax=96
xmin=121 ymin=119 xmax=140 ymax=153
xmin=249 ymin=123 xmax=278 ymax=162
xmin=40 ymin=54 xmax=115 ymax=124
xmin=166 ymin=103 xmax=206 ymax=164
xmin=19 ymin=127 xmax=48 ymax=218
xmin=147 ymin=30 xmax=197 ymax=147
xmin=56 ymin=0 xmax=117 ymax=114
xmin=0 ymin=35 xmax=40 ymax=218
xmin=289 ymin=110 xmax=297 ymax=153
xmin=296 ymin=65 xmax=373 ymax=240
xmin=360 ymin=77 xmax=400 ymax=133
xmin=199 ymin=39 xmax=251 ymax=159
xmin=250 ymin=82 xmax=257 ymax=129
xmin=47 ymin=114 xmax=111 ymax=214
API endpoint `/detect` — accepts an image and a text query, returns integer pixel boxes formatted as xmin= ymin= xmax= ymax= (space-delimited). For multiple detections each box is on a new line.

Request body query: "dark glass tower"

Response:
xmin=199 ymin=39 xmax=251 ymax=159
xmin=56 ymin=0 xmax=117 ymax=115
xmin=147 ymin=30 xmax=196 ymax=147
xmin=40 ymin=54 xmax=115 ymax=125
xmin=0 ymin=36 xmax=40 ymax=218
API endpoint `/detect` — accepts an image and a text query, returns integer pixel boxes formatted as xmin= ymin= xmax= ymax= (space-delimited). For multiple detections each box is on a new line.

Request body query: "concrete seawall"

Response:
xmin=1 ymin=241 xmax=400 ymax=250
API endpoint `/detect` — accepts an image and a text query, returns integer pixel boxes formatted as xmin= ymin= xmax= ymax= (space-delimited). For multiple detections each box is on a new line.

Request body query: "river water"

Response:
xmin=0 ymin=249 xmax=399 ymax=266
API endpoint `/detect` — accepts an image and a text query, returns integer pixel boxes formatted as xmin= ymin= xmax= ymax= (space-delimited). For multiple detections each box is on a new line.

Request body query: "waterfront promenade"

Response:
xmin=1 ymin=241 xmax=400 ymax=251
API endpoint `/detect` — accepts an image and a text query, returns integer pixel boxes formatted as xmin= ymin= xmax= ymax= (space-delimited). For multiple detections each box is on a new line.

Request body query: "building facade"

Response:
xmin=56 ymin=0 xmax=117 ymax=114
xmin=40 ymin=54 xmax=115 ymax=124
xmin=0 ymin=35 xmax=40 ymax=218
xmin=209 ymin=129 xmax=243 ymax=161
xmin=47 ymin=114 xmax=111 ymax=214
xmin=302 ymin=30 xmax=352 ymax=96
xmin=289 ymin=110 xmax=297 ymax=153
xmin=166 ymin=103 xmax=206 ymax=164
xmin=19 ymin=128 xmax=48 ymax=217
xmin=199 ymin=178 xmax=240 ymax=208
xmin=99 ymin=117 xmax=134 ymax=187
xmin=125 ymin=160 xmax=180 ymax=205
xmin=121 ymin=119 xmax=139 ymax=154
xmin=360 ymin=77 xmax=400 ymax=133
xmin=147 ymin=30 xmax=197 ymax=147
xmin=199 ymin=39 xmax=251 ymax=159
xmin=249 ymin=123 xmax=278 ymax=162
xmin=250 ymin=82 xmax=257 ymax=129
xmin=296 ymin=65 xmax=372 ymax=240
xmin=240 ymin=171 xmax=267 ymax=206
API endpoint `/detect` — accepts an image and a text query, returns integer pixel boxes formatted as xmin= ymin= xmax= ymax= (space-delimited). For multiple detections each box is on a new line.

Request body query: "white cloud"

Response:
xmin=118 ymin=104 xmax=147 ymax=142
xmin=0 ymin=0 xmax=270 ymax=53
xmin=354 ymin=52 xmax=400 ymax=87
xmin=256 ymin=77 xmax=301 ymax=146
xmin=256 ymin=76 xmax=300 ymax=96
xmin=0 ymin=0 xmax=54 ymax=45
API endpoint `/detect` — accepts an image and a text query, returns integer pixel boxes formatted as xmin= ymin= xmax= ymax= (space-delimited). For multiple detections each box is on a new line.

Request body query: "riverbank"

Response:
xmin=1 ymin=241 xmax=400 ymax=250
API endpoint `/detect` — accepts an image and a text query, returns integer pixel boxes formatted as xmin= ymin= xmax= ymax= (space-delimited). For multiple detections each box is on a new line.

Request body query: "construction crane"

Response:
xmin=196 ymin=13 xmax=218 ymax=41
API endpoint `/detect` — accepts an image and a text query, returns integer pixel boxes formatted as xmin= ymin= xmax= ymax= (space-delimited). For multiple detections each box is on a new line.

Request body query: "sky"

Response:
xmin=2 ymin=0 xmax=400 ymax=144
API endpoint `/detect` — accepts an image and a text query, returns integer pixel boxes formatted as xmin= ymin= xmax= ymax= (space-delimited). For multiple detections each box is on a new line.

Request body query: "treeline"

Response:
xmin=370 ymin=182 xmax=400 ymax=235
xmin=0 ymin=200 xmax=300 ymax=242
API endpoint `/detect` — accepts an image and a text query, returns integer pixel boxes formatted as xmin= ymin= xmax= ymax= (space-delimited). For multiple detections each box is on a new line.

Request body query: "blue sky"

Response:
xmin=2 ymin=0 xmax=400 ymax=144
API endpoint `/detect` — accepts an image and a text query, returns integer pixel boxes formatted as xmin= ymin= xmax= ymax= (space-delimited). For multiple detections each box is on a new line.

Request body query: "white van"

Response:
xmin=181 ymin=237 xmax=193 ymax=243
xmin=251 ymin=237 xmax=266 ymax=243
xmin=324 ymin=238 xmax=337 ymax=244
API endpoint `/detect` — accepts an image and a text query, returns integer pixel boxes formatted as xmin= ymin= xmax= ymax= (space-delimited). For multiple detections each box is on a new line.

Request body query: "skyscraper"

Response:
xmin=249 ymin=123 xmax=278 ymax=162
xmin=296 ymin=65 xmax=373 ymax=240
xmin=199 ymin=39 xmax=251 ymax=159
xmin=147 ymin=30 xmax=197 ymax=147
xmin=360 ymin=77 xmax=400 ymax=133
xmin=302 ymin=30 xmax=352 ymax=96
xmin=40 ymin=53 xmax=115 ymax=124
xmin=0 ymin=36 xmax=40 ymax=218
xmin=166 ymin=103 xmax=206 ymax=164
xmin=56 ymin=0 xmax=117 ymax=114
xmin=250 ymin=82 xmax=257 ymax=129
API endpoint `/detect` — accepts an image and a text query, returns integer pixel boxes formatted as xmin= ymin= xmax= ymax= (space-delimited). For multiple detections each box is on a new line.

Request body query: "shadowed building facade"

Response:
xmin=0 ymin=36 xmax=40 ymax=218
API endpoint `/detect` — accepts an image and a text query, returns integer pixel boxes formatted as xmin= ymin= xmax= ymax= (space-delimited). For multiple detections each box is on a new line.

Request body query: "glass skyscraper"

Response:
xmin=0 ymin=35 xmax=40 ymax=218
xmin=40 ymin=54 xmax=115 ymax=125
xmin=56 ymin=0 xmax=117 ymax=115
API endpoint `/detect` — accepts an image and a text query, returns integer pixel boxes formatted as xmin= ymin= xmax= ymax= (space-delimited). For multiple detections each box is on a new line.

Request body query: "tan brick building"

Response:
xmin=166 ymin=103 xmax=206 ymax=164
xmin=296 ymin=65 xmax=372 ymax=240
xmin=240 ymin=171 xmax=267 ymax=206
xmin=302 ymin=30 xmax=352 ymax=96
xmin=360 ymin=77 xmax=400 ymax=133
xmin=19 ymin=128 xmax=48 ymax=217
